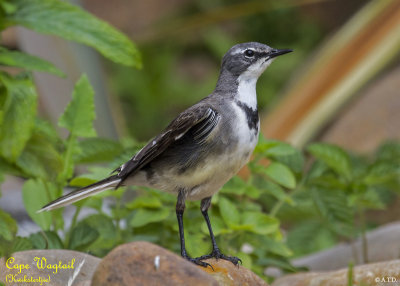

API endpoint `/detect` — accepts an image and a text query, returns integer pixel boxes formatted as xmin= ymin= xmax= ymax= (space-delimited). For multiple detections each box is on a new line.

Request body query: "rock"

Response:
xmin=272 ymin=259 xmax=400 ymax=286
xmin=200 ymin=258 xmax=269 ymax=286
xmin=0 ymin=249 xmax=101 ymax=286
xmin=91 ymin=241 xmax=269 ymax=286
xmin=91 ymin=241 xmax=219 ymax=286
xmin=289 ymin=222 xmax=400 ymax=272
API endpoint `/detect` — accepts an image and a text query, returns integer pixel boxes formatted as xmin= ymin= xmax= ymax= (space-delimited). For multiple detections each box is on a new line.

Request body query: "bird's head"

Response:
xmin=221 ymin=42 xmax=292 ymax=80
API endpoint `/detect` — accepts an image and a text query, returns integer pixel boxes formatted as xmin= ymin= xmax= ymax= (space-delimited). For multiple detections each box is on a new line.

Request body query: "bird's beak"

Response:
xmin=267 ymin=48 xmax=293 ymax=59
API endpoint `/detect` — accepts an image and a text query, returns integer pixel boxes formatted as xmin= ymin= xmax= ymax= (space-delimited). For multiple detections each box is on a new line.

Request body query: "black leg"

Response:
xmin=176 ymin=190 xmax=212 ymax=268
xmin=197 ymin=197 xmax=242 ymax=266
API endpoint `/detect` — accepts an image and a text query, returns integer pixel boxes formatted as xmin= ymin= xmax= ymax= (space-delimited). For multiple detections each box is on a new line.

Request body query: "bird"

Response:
xmin=39 ymin=42 xmax=292 ymax=268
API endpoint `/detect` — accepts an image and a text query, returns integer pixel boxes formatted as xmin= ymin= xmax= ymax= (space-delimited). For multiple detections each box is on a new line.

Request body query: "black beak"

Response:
xmin=268 ymin=48 xmax=293 ymax=59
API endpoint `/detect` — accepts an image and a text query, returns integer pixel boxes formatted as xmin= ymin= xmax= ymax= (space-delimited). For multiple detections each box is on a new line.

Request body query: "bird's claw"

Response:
xmin=183 ymin=255 xmax=214 ymax=270
xmin=197 ymin=249 xmax=242 ymax=266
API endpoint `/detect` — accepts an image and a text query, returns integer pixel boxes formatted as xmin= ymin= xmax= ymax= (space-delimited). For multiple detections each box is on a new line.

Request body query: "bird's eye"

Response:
xmin=244 ymin=49 xmax=255 ymax=57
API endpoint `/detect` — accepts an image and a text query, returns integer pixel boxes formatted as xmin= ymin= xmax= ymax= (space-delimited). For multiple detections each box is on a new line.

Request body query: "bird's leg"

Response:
xmin=196 ymin=196 xmax=242 ymax=266
xmin=176 ymin=189 xmax=212 ymax=268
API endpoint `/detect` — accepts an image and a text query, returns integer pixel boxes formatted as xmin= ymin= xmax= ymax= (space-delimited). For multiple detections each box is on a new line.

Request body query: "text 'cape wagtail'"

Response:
xmin=39 ymin=42 xmax=292 ymax=268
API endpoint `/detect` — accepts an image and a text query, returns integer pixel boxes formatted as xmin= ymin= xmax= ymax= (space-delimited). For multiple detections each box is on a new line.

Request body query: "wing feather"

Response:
xmin=116 ymin=105 xmax=219 ymax=186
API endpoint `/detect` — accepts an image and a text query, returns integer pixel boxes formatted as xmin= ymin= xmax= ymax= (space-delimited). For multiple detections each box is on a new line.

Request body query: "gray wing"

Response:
xmin=115 ymin=105 xmax=220 ymax=186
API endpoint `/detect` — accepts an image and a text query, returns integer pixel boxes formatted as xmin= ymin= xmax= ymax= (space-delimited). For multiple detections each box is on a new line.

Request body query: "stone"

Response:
xmin=200 ymin=258 xmax=269 ymax=286
xmin=0 ymin=249 xmax=101 ymax=286
xmin=91 ymin=241 xmax=219 ymax=286
xmin=91 ymin=241 xmax=269 ymax=286
xmin=272 ymin=259 xmax=400 ymax=286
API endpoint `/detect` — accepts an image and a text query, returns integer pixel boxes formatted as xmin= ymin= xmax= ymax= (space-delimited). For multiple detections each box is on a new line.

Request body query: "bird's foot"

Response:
xmin=183 ymin=254 xmax=214 ymax=270
xmin=197 ymin=248 xmax=242 ymax=266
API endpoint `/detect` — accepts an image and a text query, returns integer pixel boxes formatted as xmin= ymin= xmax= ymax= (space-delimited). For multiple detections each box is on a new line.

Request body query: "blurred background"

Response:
xmin=1 ymin=0 xmax=400 ymax=282
xmin=3 ymin=0 xmax=399 ymax=148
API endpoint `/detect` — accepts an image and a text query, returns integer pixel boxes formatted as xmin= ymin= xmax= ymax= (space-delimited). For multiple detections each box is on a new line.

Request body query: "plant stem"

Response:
xmin=65 ymin=205 xmax=82 ymax=248
xmin=359 ymin=207 xmax=368 ymax=263
xmin=347 ymin=261 xmax=354 ymax=286
xmin=270 ymin=186 xmax=301 ymax=217
xmin=43 ymin=181 xmax=57 ymax=230
xmin=58 ymin=133 xmax=77 ymax=184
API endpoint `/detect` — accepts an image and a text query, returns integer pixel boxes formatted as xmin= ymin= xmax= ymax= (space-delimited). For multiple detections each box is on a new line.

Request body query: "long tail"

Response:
xmin=38 ymin=175 xmax=121 ymax=213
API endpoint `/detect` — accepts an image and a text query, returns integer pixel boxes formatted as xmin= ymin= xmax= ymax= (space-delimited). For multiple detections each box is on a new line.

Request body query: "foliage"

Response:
xmin=2 ymin=0 xmax=141 ymax=68
xmin=0 ymin=0 xmax=140 ymax=257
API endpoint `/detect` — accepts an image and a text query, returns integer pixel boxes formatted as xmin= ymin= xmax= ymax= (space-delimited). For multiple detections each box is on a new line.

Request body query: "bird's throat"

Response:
xmin=236 ymin=76 xmax=258 ymax=110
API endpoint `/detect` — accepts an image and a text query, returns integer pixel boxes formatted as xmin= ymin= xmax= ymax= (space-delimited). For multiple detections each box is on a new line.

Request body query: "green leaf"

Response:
xmin=0 ymin=47 xmax=64 ymax=76
xmin=69 ymin=166 xmax=115 ymax=187
xmin=12 ymin=236 xmax=33 ymax=252
xmin=348 ymin=189 xmax=385 ymax=210
xmin=263 ymin=142 xmax=299 ymax=157
xmin=241 ymin=212 xmax=279 ymax=235
xmin=218 ymin=197 xmax=240 ymax=227
xmin=254 ymin=138 xmax=281 ymax=153
xmin=130 ymin=208 xmax=170 ymax=227
xmin=310 ymin=188 xmax=354 ymax=236
xmin=263 ymin=237 xmax=293 ymax=257
xmin=29 ymin=231 xmax=63 ymax=249
xmin=0 ymin=209 xmax=17 ymax=240
xmin=0 ymin=72 xmax=37 ymax=161
xmin=74 ymin=137 xmax=123 ymax=163
xmin=264 ymin=162 xmax=296 ymax=189
xmin=200 ymin=215 xmax=227 ymax=236
xmin=255 ymin=139 xmax=304 ymax=173
xmin=0 ymin=1 xmax=17 ymax=14
xmin=68 ymin=223 xmax=99 ymax=251
xmin=77 ymin=214 xmax=117 ymax=253
xmin=126 ymin=196 xmax=162 ymax=209
xmin=363 ymin=162 xmax=400 ymax=186
xmin=80 ymin=214 xmax=116 ymax=240
xmin=16 ymin=127 xmax=63 ymax=180
xmin=257 ymin=257 xmax=297 ymax=272
xmin=0 ymin=83 xmax=7 ymax=125
xmin=22 ymin=179 xmax=55 ymax=230
xmin=58 ymin=135 xmax=80 ymax=183
xmin=5 ymin=0 xmax=141 ymax=68
xmin=185 ymin=233 xmax=211 ymax=258
xmin=221 ymin=176 xmax=247 ymax=195
xmin=308 ymin=143 xmax=352 ymax=179
xmin=264 ymin=181 xmax=294 ymax=205
xmin=376 ymin=141 xmax=400 ymax=163
xmin=59 ymin=75 xmax=96 ymax=137
xmin=287 ymin=220 xmax=336 ymax=256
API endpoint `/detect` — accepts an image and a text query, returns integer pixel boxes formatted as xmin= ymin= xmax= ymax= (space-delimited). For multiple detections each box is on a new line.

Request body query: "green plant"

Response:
xmin=0 ymin=0 xmax=140 ymax=256
xmin=281 ymin=141 xmax=400 ymax=260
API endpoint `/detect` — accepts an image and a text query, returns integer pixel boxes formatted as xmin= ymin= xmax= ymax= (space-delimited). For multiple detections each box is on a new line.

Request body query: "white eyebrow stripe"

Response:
xmin=230 ymin=47 xmax=264 ymax=55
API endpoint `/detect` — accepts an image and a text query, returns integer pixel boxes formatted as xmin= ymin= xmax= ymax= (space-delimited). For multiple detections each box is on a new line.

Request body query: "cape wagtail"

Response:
xmin=39 ymin=42 xmax=292 ymax=267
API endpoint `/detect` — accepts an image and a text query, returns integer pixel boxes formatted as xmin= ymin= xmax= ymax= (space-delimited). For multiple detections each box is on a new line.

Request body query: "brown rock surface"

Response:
xmin=272 ymin=259 xmax=400 ymax=286
xmin=91 ymin=241 xmax=269 ymax=286
xmin=91 ymin=241 xmax=218 ymax=286
xmin=200 ymin=258 xmax=268 ymax=286
xmin=0 ymin=249 xmax=100 ymax=286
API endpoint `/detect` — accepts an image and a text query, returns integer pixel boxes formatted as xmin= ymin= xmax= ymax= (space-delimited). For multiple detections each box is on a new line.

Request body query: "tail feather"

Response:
xmin=38 ymin=175 xmax=121 ymax=213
